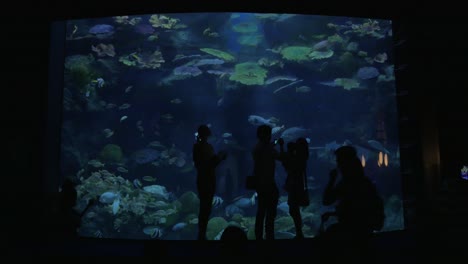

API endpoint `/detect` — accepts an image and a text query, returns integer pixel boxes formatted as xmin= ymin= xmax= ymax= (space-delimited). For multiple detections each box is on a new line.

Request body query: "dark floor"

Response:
xmin=12 ymin=228 xmax=468 ymax=260
xmin=10 ymin=178 xmax=468 ymax=259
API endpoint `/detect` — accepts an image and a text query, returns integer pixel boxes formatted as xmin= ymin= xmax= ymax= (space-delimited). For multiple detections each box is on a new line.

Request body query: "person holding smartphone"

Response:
xmin=193 ymin=124 xmax=227 ymax=240
xmin=322 ymin=145 xmax=384 ymax=244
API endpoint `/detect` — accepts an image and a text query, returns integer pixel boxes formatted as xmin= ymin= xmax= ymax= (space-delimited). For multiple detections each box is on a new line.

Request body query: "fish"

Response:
xmin=143 ymin=185 xmax=169 ymax=200
xmin=161 ymin=114 xmax=174 ymax=120
xmin=118 ymin=103 xmax=131 ymax=110
xmin=143 ymin=226 xmax=163 ymax=239
xmin=92 ymin=77 xmax=105 ymax=88
xmin=131 ymin=53 xmax=141 ymax=60
xmin=265 ymin=75 xmax=298 ymax=85
xmin=125 ymin=85 xmax=133 ymax=93
xmin=179 ymin=165 xmax=194 ymax=173
xmin=120 ymin=116 xmax=128 ymax=122
xmin=117 ymin=167 xmax=128 ymax=173
xmin=224 ymin=204 xmax=244 ymax=217
xmin=374 ymin=53 xmax=388 ymax=63
xmin=133 ymin=179 xmax=142 ymax=189
xmin=272 ymin=125 xmax=285 ymax=136
xmin=172 ymin=222 xmax=187 ymax=231
xmin=222 ymin=133 xmax=232 ymax=138
xmin=106 ymin=103 xmax=117 ymax=109
xmin=102 ymin=129 xmax=114 ymax=138
xmin=147 ymin=201 xmax=169 ymax=209
xmin=280 ymin=127 xmax=313 ymax=143
xmin=99 ymin=191 xmax=119 ymax=204
xmin=142 ymin=176 xmax=157 ymax=182
xmin=88 ymin=159 xmax=105 ymax=168
xmin=217 ymin=97 xmax=224 ymax=107
xmin=296 ymin=86 xmax=311 ymax=93
xmin=112 ymin=198 xmax=120 ymax=215
xmin=247 ymin=115 xmax=277 ymax=127
xmin=232 ymin=193 xmax=256 ymax=208
xmin=170 ymin=98 xmax=182 ymax=104
xmin=277 ymin=201 xmax=289 ymax=214
xmin=268 ymin=117 xmax=280 ymax=123
xmin=72 ymin=24 xmax=78 ymax=36
xmin=212 ymin=195 xmax=224 ymax=207
xmin=273 ymin=80 xmax=303 ymax=94
xmin=175 ymin=157 xmax=186 ymax=168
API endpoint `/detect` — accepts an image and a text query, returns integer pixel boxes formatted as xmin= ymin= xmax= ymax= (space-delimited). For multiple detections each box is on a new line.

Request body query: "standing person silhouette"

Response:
xmin=280 ymin=137 xmax=309 ymax=239
xmin=288 ymin=138 xmax=309 ymax=239
xmin=193 ymin=124 xmax=227 ymax=240
xmin=252 ymin=125 xmax=280 ymax=240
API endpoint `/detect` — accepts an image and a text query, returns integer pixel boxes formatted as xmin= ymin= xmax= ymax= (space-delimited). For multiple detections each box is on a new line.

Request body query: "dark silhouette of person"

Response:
xmin=221 ymin=225 xmax=248 ymax=241
xmin=220 ymin=225 xmax=248 ymax=256
xmin=56 ymin=178 xmax=95 ymax=241
xmin=193 ymin=124 xmax=227 ymax=240
xmin=252 ymin=125 xmax=280 ymax=240
xmin=321 ymin=145 xmax=384 ymax=261
xmin=280 ymin=137 xmax=309 ymax=239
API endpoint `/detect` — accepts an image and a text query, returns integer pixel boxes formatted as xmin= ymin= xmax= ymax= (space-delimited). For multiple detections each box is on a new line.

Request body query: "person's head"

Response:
xmin=287 ymin=142 xmax=296 ymax=154
xmin=295 ymin=137 xmax=309 ymax=160
xmin=61 ymin=178 xmax=77 ymax=208
xmin=334 ymin=145 xmax=364 ymax=178
xmin=197 ymin=124 xmax=211 ymax=142
xmin=220 ymin=225 xmax=248 ymax=241
xmin=256 ymin=125 xmax=272 ymax=142
xmin=220 ymin=225 xmax=248 ymax=256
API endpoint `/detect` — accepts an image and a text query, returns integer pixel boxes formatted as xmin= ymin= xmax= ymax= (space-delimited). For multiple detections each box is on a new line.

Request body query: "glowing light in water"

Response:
xmin=378 ymin=152 xmax=383 ymax=167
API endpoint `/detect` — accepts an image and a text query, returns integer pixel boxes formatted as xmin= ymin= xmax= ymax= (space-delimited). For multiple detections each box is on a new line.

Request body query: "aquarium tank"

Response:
xmin=56 ymin=12 xmax=404 ymax=240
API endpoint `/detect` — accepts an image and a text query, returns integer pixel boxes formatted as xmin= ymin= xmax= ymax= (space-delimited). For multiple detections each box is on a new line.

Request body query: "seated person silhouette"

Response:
xmin=56 ymin=179 xmax=95 ymax=241
xmin=322 ymin=145 xmax=384 ymax=242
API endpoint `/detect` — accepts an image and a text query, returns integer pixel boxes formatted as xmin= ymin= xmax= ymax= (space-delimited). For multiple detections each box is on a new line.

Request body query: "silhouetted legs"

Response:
xmin=255 ymin=189 xmax=279 ymax=240
xmin=289 ymin=203 xmax=303 ymax=238
xmin=197 ymin=187 xmax=214 ymax=240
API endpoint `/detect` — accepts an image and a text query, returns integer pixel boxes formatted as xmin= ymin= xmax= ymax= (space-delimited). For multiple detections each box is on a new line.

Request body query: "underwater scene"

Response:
xmin=60 ymin=12 xmax=404 ymax=240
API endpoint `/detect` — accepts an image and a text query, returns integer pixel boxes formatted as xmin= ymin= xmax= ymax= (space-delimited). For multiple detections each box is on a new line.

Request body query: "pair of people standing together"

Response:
xmin=193 ymin=124 xmax=308 ymax=240
xmin=251 ymin=125 xmax=309 ymax=240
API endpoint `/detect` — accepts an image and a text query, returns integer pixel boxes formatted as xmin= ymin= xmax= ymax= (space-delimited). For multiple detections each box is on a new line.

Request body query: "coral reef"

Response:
xmin=200 ymin=48 xmax=235 ymax=62
xmin=99 ymin=144 xmax=123 ymax=163
xmin=280 ymin=46 xmax=313 ymax=62
xmin=229 ymin=62 xmax=268 ymax=85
